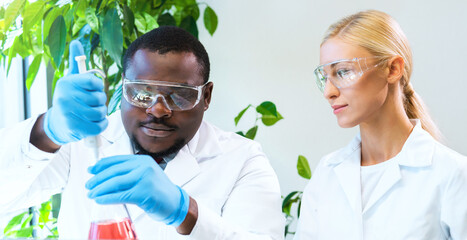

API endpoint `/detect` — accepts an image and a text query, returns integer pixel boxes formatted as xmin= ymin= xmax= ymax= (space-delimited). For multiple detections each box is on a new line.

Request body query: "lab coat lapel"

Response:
xmin=333 ymin=147 xmax=363 ymax=214
xmin=164 ymin=148 xmax=200 ymax=187
xmin=362 ymin=161 xmax=401 ymax=214
xmin=362 ymin=120 xmax=432 ymax=214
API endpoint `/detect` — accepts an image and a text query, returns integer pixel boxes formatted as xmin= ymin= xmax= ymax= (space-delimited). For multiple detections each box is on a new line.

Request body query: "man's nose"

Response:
xmin=323 ymin=79 xmax=340 ymax=100
xmin=146 ymin=96 xmax=172 ymax=118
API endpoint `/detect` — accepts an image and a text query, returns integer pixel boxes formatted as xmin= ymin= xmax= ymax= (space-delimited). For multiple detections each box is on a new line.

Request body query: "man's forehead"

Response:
xmin=125 ymin=49 xmax=203 ymax=85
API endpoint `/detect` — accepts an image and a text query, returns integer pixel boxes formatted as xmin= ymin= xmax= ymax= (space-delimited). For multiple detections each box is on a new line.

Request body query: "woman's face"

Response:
xmin=320 ymin=38 xmax=389 ymax=128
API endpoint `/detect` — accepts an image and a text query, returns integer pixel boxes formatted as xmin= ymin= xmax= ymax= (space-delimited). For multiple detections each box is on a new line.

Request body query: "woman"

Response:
xmin=295 ymin=10 xmax=467 ymax=239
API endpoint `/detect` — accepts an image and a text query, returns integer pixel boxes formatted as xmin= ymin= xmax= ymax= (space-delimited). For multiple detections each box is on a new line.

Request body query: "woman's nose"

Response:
xmin=323 ymin=79 xmax=340 ymax=100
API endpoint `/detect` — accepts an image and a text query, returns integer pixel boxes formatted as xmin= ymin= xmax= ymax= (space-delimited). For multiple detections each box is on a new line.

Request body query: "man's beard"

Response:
xmin=131 ymin=136 xmax=186 ymax=160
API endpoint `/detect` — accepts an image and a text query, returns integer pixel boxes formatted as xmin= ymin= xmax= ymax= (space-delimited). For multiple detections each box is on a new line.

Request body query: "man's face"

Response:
xmin=121 ymin=49 xmax=213 ymax=156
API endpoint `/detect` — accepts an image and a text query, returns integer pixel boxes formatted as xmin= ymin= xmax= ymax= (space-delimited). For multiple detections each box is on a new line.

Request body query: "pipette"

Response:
xmin=74 ymin=55 xmax=106 ymax=161
xmin=75 ymin=56 xmax=137 ymax=240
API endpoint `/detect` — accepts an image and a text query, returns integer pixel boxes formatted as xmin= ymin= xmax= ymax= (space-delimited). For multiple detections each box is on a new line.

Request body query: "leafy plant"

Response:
xmin=3 ymin=200 xmax=58 ymax=239
xmin=0 ymin=0 xmax=218 ymax=110
xmin=282 ymin=155 xmax=311 ymax=236
xmin=234 ymin=101 xmax=311 ymax=237
xmin=234 ymin=101 xmax=284 ymax=140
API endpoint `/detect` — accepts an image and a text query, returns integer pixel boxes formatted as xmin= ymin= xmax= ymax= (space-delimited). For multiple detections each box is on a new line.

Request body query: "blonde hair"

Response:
xmin=323 ymin=10 xmax=441 ymax=140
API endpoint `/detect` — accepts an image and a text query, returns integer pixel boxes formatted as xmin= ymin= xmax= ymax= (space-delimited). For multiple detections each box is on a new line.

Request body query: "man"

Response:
xmin=0 ymin=26 xmax=284 ymax=239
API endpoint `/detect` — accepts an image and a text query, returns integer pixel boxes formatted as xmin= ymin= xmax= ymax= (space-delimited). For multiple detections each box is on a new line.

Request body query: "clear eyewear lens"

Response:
xmin=313 ymin=56 xmax=381 ymax=93
xmin=123 ymin=79 xmax=206 ymax=111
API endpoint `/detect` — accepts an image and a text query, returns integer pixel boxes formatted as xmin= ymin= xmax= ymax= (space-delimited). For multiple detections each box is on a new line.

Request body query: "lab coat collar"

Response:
xmin=100 ymin=111 xmax=126 ymax=144
xmin=100 ymin=113 xmax=224 ymax=187
xmin=324 ymin=119 xmax=435 ymax=168
xmin=99 ymin=114 xmax=224 ymax=222
xmin=324 ymin=119 xmax=436 ymax=215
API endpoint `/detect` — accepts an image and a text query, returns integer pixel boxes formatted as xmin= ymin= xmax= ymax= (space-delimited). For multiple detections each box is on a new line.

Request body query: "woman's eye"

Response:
xmin=336 ymin=69 xmax=351 ymax=78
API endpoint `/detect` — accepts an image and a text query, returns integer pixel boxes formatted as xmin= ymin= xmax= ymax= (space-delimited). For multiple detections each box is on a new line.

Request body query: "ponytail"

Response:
xmin=402 ymin=83 xmax=442 ymax=141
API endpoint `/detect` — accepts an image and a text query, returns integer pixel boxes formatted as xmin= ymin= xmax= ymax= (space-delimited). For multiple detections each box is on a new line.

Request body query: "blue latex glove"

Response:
xmin=43 ymin=40 xmax=108 ymax=145
xmin=85 ymin=155 xmax=190 ymax=226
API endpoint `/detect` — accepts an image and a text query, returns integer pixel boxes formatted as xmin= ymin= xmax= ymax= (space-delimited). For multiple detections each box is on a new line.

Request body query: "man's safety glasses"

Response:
xmin=123 ymin=79 xmax=208 ymax=111
xmin=313 ymin=56 xmax=383 ymax=93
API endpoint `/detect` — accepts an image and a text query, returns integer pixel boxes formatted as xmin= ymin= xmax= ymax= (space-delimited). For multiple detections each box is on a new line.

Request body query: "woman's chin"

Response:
xmin=337 ymin=117 xmax=358 ymax=128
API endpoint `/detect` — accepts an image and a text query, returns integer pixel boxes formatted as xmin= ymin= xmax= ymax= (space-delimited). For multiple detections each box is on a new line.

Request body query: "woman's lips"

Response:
xmin=332 ymin=104 xmax=348 ymax=114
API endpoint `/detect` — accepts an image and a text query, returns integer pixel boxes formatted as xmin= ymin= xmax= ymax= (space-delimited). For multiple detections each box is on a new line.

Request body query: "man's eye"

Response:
xmin=134 ymin=92 xmax=152 ymax=101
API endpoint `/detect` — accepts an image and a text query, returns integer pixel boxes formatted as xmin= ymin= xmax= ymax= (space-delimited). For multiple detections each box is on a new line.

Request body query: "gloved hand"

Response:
xmin=43 ymin=40 xmax=108 ymax=145
xmin=85 ymin=155 xmax=190 ymax=226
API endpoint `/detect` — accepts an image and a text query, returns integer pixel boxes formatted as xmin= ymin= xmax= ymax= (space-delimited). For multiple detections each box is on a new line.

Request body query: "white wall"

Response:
xmin=199 ymin=0 xmax=467 ymax=200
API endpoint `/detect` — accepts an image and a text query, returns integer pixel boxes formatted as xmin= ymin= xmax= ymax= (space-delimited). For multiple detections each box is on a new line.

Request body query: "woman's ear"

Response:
xmin=386 ymin=56 xmax=404 ymax=84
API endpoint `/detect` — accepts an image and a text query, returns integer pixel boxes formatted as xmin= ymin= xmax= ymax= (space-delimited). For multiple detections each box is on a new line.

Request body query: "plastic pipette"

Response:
xmin=74 ymin=55 xmax=105 ymax=161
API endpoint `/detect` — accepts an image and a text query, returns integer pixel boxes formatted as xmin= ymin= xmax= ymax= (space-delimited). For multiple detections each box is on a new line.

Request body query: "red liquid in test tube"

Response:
xmin=88 ymin=218 xmax=138 ymax=240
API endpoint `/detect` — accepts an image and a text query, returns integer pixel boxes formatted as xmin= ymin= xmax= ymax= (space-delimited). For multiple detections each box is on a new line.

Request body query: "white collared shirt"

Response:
xmin=0 ymin=111 xmax=285 ymax=240
xmin=295 ymin=120 xmax=467 ymax=240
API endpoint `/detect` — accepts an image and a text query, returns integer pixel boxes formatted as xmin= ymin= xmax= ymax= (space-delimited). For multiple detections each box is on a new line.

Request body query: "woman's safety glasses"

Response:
xmin=123 ymin=79 xmax=208 ymax=111
xmin=313 ymin=56 xmax=382 ymax=93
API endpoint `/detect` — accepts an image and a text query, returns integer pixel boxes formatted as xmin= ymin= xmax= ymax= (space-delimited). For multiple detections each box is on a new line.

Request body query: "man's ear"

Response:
xmin=202 ymin=82 xmax=214 ymax=111
xmin=386 ymin=56 xmax=404 ymax=84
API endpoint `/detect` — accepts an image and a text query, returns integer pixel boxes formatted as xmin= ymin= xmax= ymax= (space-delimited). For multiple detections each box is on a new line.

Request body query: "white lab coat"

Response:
xmin=0 ymin=111 xmax=285 ymax=240
xmin=295 ymin=120 xmax=467 ymax=240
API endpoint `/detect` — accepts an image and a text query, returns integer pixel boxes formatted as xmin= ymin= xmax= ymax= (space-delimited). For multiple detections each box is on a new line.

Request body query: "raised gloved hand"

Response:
xmin=43 ymin=40 xmax=108 ymax=145
xmin=85 ymin=155 xmax=190 ymax=226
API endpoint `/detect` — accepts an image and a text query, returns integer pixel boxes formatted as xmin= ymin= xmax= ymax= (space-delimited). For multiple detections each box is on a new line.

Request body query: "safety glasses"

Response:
xmin=313 ymin=56 xmax=383 ymax=92
xmin=122 ymin=78 xmax=208 ymax=111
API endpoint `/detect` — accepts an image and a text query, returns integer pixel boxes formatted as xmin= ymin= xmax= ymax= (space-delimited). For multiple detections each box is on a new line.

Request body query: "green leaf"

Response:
xmin=245 ymin=125 xmax=258 ymax=140
xmin=297 ymin=198 xmax=302 ymax=218
xmin=108 ymin=83 xmax=122 ymax=115
xmin=51 ymin=70 xmax=62 ymax=95
xmin=256 ymin=101 xmax=278 ymax=117
xmin=261 ymin=112 xmax=283 ymax=126
xmin=153 ymin=0 xmax=164 ymax=8
xmin=179 ymin=15 xmax=198 ymax=38
xmin=74 ymin=0 xmax=87 ymax=18
xmin=39 ymin=200 xmax=52 ymax=223
xmin=85 ymin=7 xmax=99 ymax=33
xmin=0 ymin=6 xmax=5 ymax=19
xmin=20 ymin=214 xmax=33 ymax=228
xmin=43 ymin=7 xmax=61 ymax=38
xmin=235 ymin=131 xmax=245 ymax=137
xmin=256 ymin=101 xmax=283 ymax=126
xmin=297 ymin=155 xmax=312 ymax=179
xmin=72 ymin=17 xmax=87 ymax=36
xmin=15 ymin=35 xmax=30 ymax=58
xmin=282 ymin=191 xmax=300 ymax=215
xmin=47 ymin=15 xmax=67 ymax=68
xmin=3 ymin=0 xmax=27 ymax=32
xmin=143 ymin=12 xmax=158 ymax=32
xmin=234 ymin=104 xmax=251 ymax=126
xmin=187 ymin=4 xmax=200 ymax=20
xmin=51 ymin=193 xmax=62 ymax=219
xmin=6 ymin=37 xmax=19 ymax=75
xmin=203 ymin=6 xmax=217 ymax=36
xmin=26 ymin=54 xmax=42 ymax=90
xmin=157 ymin=12 xmax=176 ymax=26
xmin=122 ymin=4 xmax=135 ymax=35
xmin=101 ymin=8 xmax=123 ymax=68
xmin=22 ymin=0 xmax=46 ymax=35
xmin=134 ymin=12 xmax=146 ymax=33
xmin=4 ymin=212 xmax=27 ymax=234
xmin=16 ymin=226 xmax=33 ymax=237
